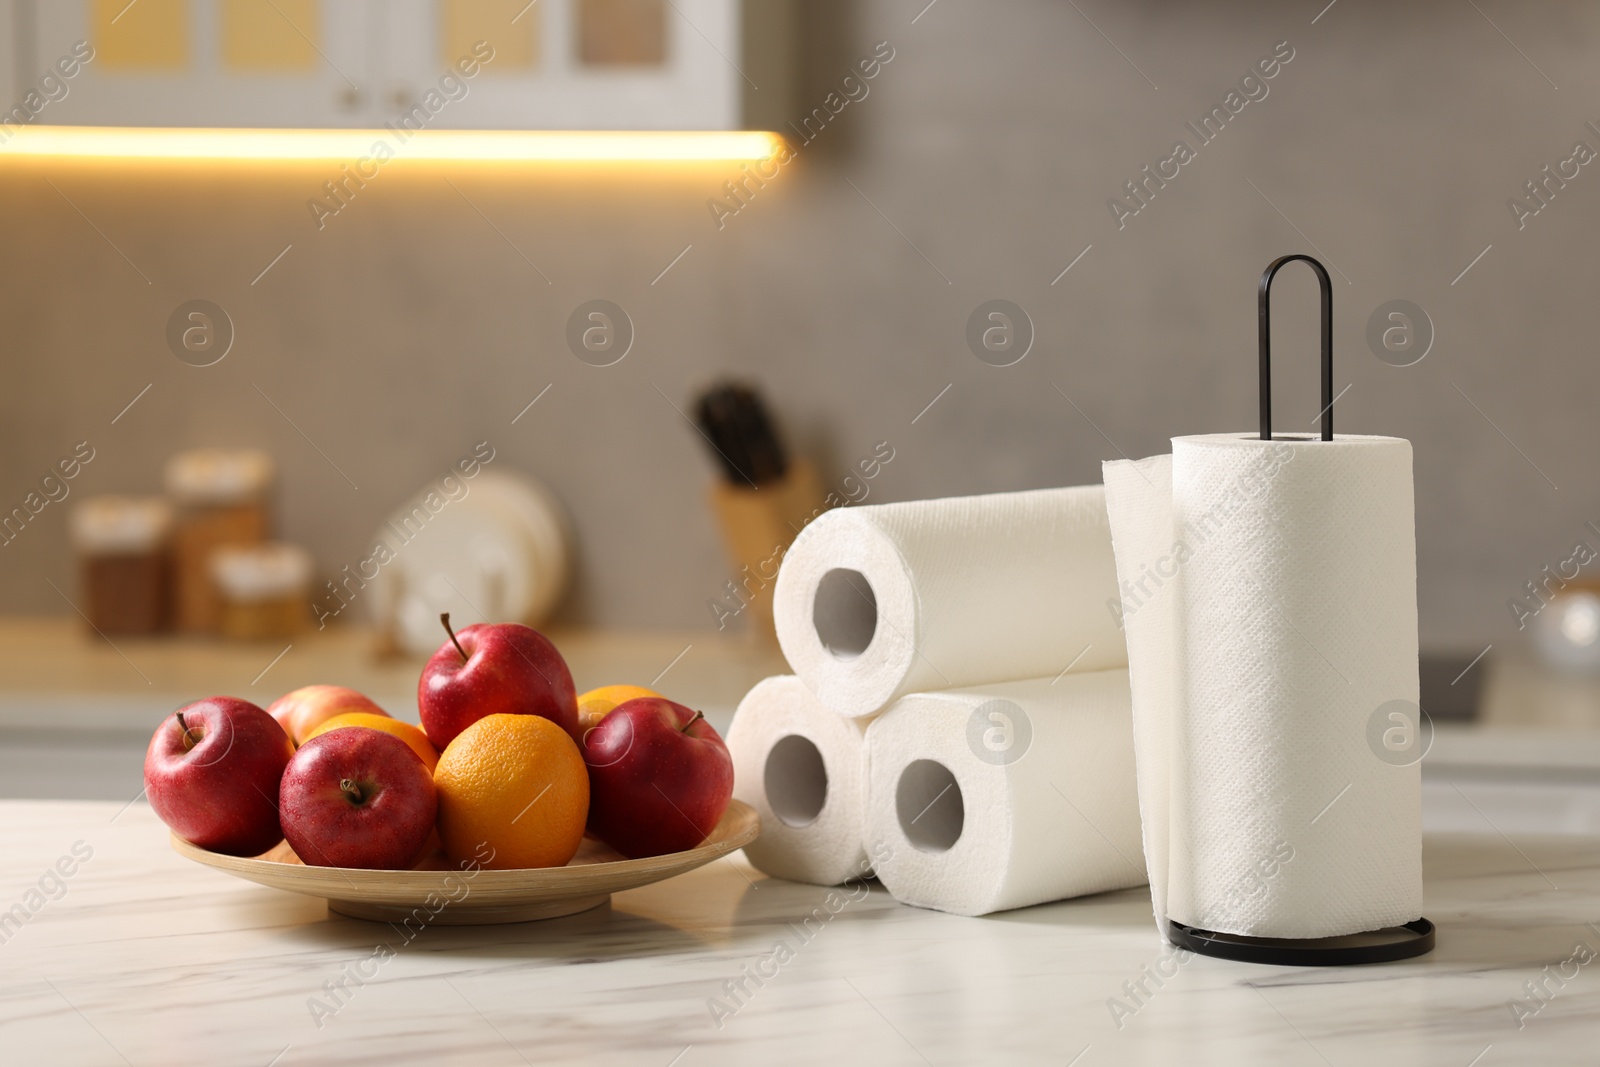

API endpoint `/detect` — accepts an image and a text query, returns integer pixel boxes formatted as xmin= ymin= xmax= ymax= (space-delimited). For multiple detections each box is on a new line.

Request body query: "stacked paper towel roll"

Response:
xmin=728 ymin=676 xmax=876 ymax=887
xmin=863 ymin=673 xmax=1145 ymax=916
xmin=1103 ymin=434 xmax=1423 ymax=941
xmin=772 ymin=485 xmax=1129 ymax=717
xmin=728 ymin=484 xmax=1146 ymax=915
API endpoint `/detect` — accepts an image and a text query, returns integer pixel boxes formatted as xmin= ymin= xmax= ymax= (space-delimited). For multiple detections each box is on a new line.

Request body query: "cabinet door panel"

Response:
xmin=383 ymin=0 xmax=740 ymax=131
xmin=33 ymin=0 xmax=378 ymax=127
xmin=0 ymin=3 xmax=17 ymax=111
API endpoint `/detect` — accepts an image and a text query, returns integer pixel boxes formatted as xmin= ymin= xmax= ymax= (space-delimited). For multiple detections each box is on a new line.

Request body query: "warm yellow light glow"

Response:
xmin=0 ymin=126 xmax=785 ymax=162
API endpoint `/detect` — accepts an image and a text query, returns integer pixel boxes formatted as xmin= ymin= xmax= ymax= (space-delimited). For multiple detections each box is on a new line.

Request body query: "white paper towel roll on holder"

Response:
xmin=1165 ymin=254 xmax=1436 ymax=966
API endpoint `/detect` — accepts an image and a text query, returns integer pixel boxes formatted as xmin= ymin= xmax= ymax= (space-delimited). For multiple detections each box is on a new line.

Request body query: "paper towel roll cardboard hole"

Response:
xmin=895 ymin=759 xmax=964 ymax=854
xmin=812 ymin=568 xmax=878 ymax=660
xmin=764 ymin=734 xmax=829 ymax=828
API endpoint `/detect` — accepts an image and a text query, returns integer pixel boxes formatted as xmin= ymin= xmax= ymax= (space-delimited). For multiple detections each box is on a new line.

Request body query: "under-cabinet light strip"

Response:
xmin=0 ymin=127 xmax=785 ymax=162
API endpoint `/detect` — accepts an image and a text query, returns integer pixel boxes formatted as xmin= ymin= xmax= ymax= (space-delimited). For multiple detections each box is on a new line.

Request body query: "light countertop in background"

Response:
xmin=0 ymin=618 xmax=784 ymax=802
xmin=6 ymin=618 xmax=1600 ymax=835
xmin=5 ymin=618 xmax=1597 ymax=744
xmin=0 ymin=618 xmax=785 ymax=731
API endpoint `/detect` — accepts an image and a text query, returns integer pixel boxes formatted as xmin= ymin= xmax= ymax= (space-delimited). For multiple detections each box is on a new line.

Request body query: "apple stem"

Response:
xmin=175 ymin=711 xmax=199 ymax=751
xmin=440 ymin=613 xmax=469 ymax=664
xmin=339 ymin=779 xmax=365 ymax=805
xmin=679 ymin=710 xmax=705 ymax=734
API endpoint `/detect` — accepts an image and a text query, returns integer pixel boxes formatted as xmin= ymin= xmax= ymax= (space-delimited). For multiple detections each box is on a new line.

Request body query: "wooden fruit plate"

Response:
xmin=172 ymin=800 xmax=759 ymax=925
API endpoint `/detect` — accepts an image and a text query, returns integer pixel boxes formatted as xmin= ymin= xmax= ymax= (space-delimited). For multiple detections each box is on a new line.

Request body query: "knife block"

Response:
xmin=708 ymin=458 xmax=825 ymax=644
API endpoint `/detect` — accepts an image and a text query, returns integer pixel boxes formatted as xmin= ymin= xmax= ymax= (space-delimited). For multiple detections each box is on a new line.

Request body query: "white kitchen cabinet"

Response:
xmin=3 ymin=0 xmax=790 ymax=131
xmin=25 ymin=0 xmax=381 ymax=127
xmin=381 ymin=0 xmax=787 ymax=131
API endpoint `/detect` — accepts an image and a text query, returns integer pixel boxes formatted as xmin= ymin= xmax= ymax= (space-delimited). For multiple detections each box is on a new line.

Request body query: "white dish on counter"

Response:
xmin=367 ymin=469 xmax=571 ymax=656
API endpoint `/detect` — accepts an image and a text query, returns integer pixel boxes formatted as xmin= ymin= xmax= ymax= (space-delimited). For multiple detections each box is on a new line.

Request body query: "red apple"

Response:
xmin=267 ymin=685 xmax=389 ymax=746
xmin=418 ymin=614 xmax=578 ymax=750
xmin=582 ymin=697 xmax=734 ymax=859
xmin=144 ymin=697 xmax=294 ymax=857
xmin=279 ymin=728 xmax=437 ymax=870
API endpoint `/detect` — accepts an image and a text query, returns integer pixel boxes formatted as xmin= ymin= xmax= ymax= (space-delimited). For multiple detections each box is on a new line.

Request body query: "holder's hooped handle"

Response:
xmin=1258 ymin=254 xmax=1333 ymax=442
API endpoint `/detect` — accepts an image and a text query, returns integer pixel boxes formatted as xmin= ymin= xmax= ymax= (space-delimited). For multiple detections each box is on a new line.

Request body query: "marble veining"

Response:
xmin=1 ymin=800 xmax=1597 ymax=1065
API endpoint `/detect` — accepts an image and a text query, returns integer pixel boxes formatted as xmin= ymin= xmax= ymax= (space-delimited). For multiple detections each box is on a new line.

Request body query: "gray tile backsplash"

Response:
xmin=2 ymin=0 xmax=1596 ymax=649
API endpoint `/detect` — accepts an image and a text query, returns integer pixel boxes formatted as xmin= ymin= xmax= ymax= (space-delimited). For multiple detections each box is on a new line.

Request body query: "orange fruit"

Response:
xmin=305 ymin=713 xmax=439 ymax=772
xmin=433 ymin=713 xmax=589 ymax=870
xmin=577 ymin=684 xmax=662 ymax=734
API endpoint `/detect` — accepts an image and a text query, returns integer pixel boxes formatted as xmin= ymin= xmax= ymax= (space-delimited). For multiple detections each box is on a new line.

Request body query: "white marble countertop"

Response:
xmin=3 ymin=800 xmax=1597 ymax=1066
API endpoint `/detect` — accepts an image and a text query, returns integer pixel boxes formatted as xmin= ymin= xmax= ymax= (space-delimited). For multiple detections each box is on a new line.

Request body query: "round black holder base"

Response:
xmin=1168 ymin=918 xmax=1435 ymax=966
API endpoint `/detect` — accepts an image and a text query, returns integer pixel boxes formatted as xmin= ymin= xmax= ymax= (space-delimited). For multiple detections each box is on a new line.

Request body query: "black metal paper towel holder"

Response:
xmin=1259 ymin=253 xmax=1334 ymax=442
xmin=1165 ymin=254 xmax=1436 ymax=967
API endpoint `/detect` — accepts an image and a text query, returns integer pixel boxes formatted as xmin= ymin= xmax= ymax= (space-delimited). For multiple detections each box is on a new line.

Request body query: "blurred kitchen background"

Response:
xmin=1 ymin=0 xmax=1598 ymax=818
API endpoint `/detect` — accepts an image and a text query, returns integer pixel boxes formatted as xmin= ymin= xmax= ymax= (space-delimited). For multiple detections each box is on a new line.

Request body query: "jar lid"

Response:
xmin=164 ymin=449 xmax=274 ymax=505
xmin=211 ymin=543 xmax=312 ymax=601
xmin=70 ymin=496 xmax=173 ymax=554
